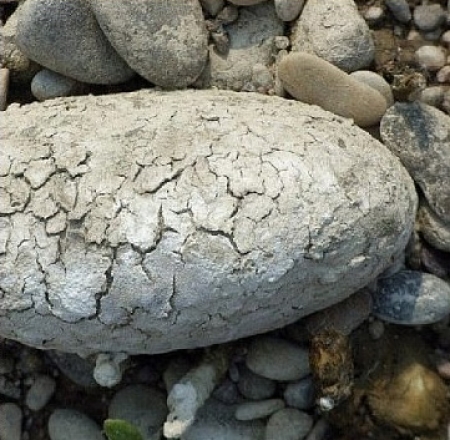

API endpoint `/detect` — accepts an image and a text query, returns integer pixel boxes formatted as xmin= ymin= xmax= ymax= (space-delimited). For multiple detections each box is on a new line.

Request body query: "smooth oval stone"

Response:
xmin=234 ymin=399 xmax=285 ymax=421
xmin=15 ymin=0 xmax=134 ymax=85
xmin=373 ymin=270 xmax=450 ymax=325
xmin=0 ymin=89 xmax=416 ymax=355
xmin=89 ymin=0 xmax=208 ymax=88
xmin=278 ymin=52 xmax=388 ymax=127
xmin=31 ymin=69 xmax=86 ymax=102
xmin=349 ymin=70 xmax=394 ymax=107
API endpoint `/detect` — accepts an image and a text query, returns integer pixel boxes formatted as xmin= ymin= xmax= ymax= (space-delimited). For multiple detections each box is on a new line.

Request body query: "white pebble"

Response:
xmin=415 ymin=45 xmax=447 ymax=71
xmin=93 ymin=353 xmax=128 ymax=387
xmin=283 ymin=376 xmax=315 ymax=410
xmin=437 ymin=65 xmax=450 ymax=83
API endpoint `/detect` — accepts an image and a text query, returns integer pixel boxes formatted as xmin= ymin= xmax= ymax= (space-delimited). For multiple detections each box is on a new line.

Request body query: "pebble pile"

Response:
xmin=1 ymin=0 xmax=450 ymax=439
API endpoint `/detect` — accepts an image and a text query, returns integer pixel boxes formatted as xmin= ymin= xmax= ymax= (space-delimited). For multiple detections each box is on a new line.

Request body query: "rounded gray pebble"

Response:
xmin=283 ymin=376 xmax=315 ymax=410
xmin=237 ymin=365 xmax=277 ymax=400
xmin=31 ymin=69 xmax=86 ymax=101
xmin=48 ymin=409 xmax=104 ymax=440
xmin=0 ymin=403 xmax=22 ymax=440
xmin=265 ymin=408 xmax=313 ymax=440
xmin=413 ymin=4 xmax=447 ymax=31
xmin=108 ymin=384 xmax=168 ymax=440
xmin=274 ymin=0 xmax=305 ymax=22
xmin=349 ymin=70 xmax=394 ymax=107
xmin=373 ymin=270 xmax=450 ymax=325
xmin=25 ymin=374 xmax=56 ymax=411
xmin=385 ymin=0 xmax=411 ymax=23
xmin=234 ymin=398 xmax=285 ymax=421
xmin=246 ymin=336 xmax=310 ymax=381
xmin=419 ymin=86 xmax=445 ymax=107
xmin=415 ymin=45 xmax=447 ymax=71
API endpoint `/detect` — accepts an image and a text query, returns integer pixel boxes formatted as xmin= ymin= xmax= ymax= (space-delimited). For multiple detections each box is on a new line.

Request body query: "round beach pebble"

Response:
xmin=291 ymin=0 xmax=374 ymax=72
xmin=0 ymin=403 xmax=22 ymax=440
xmin=265 ymin=408 xmax=313 ymax=440
xmin=415 ymin=45 xmax=447 ymax=71
xmin=274 ymin=0 xmax=305 ymax=22
xmin=31 ymin=69 xmax=86 ymax=102
xmin=278 ymin=52 xmax=387 ymax=126
xmin=25 ymin=374 xmax=56 ymax=411
xmin=234 ymin=399 xmax=285 ymax=421
xmin=89 ymin=0 xmax=207 ymax=88
xmin=246 ymin=336 xmax=310 ymax=381
xmin=385 ymin=0 xmax=411 ymax=23
xmin=15 ymin=0 xmax=134 ymax=84
xmin=373 ymin=270 xmax=450 ymax=325
xmin=349 ymin=70 xmax=394 ymax=107
xmin=48 ymin=409 xmax=104 ymax=440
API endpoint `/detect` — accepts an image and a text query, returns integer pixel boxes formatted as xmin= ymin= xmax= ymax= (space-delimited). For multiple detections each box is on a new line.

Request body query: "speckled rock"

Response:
xmin=291 ymin=0 xmax=375 ymax=72
xmin=15 ymin=0 xmax=134 ymax=84
xmin=417 ymin=200 xmax=450 ymax=252
xmin=349 ymin=70 xmax=394 ymax=107
xmin=48 ymin=409 xmax=104 ymax=440
xmin=234 ymin=399 xmax=285 ymax=421
xmin=373 ymin=270 xmax=450 ymax=325
xmin=380 ymin=102 xmax=450 ymax=224
xmin=197 ymin=2 xmax=283 ymax=92
xmin=245 ymin=337 xmax=310 ymax=381
xmin=89 ymin=0 xmax=208 ymax=88
xmin=31 ymin=69 xmax=86 ymax=102
xmin=265 ymin=408 xmax=313 ymax=440
xmin=278 ymin=52 xmax=387 ymax=126
xmin=415 ymin=45 xmax=447 ymax=71
xmin=0 ymin=89 xmax=417 ymax=355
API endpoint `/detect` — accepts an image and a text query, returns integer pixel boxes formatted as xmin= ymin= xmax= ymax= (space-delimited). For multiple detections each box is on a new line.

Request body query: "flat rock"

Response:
xmin=15 ymin=0 xmax=134 ymax=84
xmin=278 ymin=52 xmax=387 ymax=127
xmin=0 ymin=89 xmax=416 ymax=355
xmin=89 ymin=0 xmax=208 ymax=88
xmin=291 ymin=0 xmax=375 ymax=72
xmin=373 ymin=270 xmax=450 ymax=325
xmin=380 ymin=102 xmax=450 ymax=224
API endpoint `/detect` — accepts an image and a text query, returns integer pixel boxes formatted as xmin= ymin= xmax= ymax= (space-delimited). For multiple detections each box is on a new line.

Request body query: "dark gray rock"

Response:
xmin=15 ymin=0 xmax=134 ymax=84
xmin=385 ymin=0 xmax=411 ymax=23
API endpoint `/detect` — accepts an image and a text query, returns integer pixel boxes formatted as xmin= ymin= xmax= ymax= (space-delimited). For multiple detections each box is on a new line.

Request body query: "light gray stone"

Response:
xmin=25 ymin=374 xmax=56 ymax=411
xmin=48 ymin=409 xmax=104 ymax=440
xmin=380 ymin=102 xmax=450 ymax=224
xmin=349 ymin=70 xmax=394 ymax=107
xmin=414 ymin=4 xmax=446 ymax=31
xmin=418 ymin=86 xmax=445 ymax=108
xmin=283 ymin=377 xmax=315 ymax=410
xmin=417 ymin=200 xmax=450 ymax=252
xmin=200 ymin=0 xmax=225 ymax=16
xmin=31 ymin=69 xmax=86 ymax=102
xmin=415 ymin=45 xmax=447 ymax=71
xmin=0 ymin=89 xmax=417 ymax=355
xmin=197 ymin=2 xmax=283 ymax=92
xmin=89 ymin=0 xmax=207 ymax=88
xmin=234 ymin=399 xmax=285 ymax=421
xmin=291 ymin=0 xmax=375 ymax=72
xmin=246 ymin=337 xmax=310 ymax=381
xmin=108 ymin=385 xmax=168 ymax=440
xmin=265 ymin=408 xmax=313 ymax=440
xmin=274 ymin=0 xmax=305 ymax=22
xmin=373 ymin=270 xmax=450 ymax=325
xmin=0 ymin=403 xmax=22 ymax=440
xmin=15 ymin=0 xmax=134 ymax=84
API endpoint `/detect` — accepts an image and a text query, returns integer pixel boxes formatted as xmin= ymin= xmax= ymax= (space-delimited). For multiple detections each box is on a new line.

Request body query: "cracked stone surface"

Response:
xmin=0 ymin=89 xmax=416 ymax=355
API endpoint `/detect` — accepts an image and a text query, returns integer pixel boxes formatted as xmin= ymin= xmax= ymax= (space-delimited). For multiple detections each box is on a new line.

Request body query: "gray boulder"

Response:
xmin=0 ymin=89 xmax=416 ymax=355
xmin=89 ymin=0 xmax=208 ymax=88
xmin=15 ymin=0 xmax=134 ymax=84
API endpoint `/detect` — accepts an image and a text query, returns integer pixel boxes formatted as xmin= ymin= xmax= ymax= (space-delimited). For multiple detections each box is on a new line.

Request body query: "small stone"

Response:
xmin=349 ymin=70 xmax=394 ymax=107
xmin=373 ymin=270 xmax=450 ymax=325
xmin=414 ymin=4 xmax=446 ymax=32
xmin=93 ymin=353 xmax=128 ymax=388
xmin=234 ymin=399 xmax=285 ymax=421
xmin=108 ymin=385 xmax=168 ymax=440
xmin=0 ymin=403 xmax=22 ymax=440
xmin=274 ymin=0 xmax=305 ymax=22
xmin=278 ymin=52 xmax=387 ymax=126
xmin=0 ymin=67 xmax=9 ymax=111
xmin=415 ymin=45 xmax=447 ymax=71
xmin=385 ymin=0 xmax=411 ymax=23
xmin=436 ymin=65 xmax=450 ymax=83
xmin=31 ymin=69 xmax=86 ymax=101
xmin=283 ymin=376 xmax=315 ymax=410
xmin=199 ymin=0 xmax=224 ymax=16
xmin=265 ymin=408 xmax=313 ymax=440
xmin=48 ymin=409 xmax=104 ymax=440
xmin=364 ymin=6 xmax=384 ymax=25
xmin=237 ymin=365 xmax=277 ymax=400
xmin=418 ymin=86 xmax=445 ymax=107
xmin=246 ymin=336 xmax=310 ymax=381
xmin=25 ymin=374 xmax=56 ymax=411
xmin=417 ymin=201 xmax=450 ymax=253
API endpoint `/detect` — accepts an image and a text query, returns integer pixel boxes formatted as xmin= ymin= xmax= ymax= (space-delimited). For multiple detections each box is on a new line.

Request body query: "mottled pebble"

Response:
xmin=415 ymin=45 xmax=447 ymax=71
xmin=373 ymin=270 xmax=450 ymax=325
xmin=0 ymin=67 xmax=9 ymax=110
xmin=0 ymin=403 xmax=22 ymax=440
xmin=414 ymin=4 xmax=447 ymax=31
xmin=25 ymin=374 xmax=56 ymax=411
xmin=442 ymin=30 xmax=450 ymax=46
xmin=349 ymin=70 xmax=394 ymax=107
xmin=283 ymin=376 xmax=315 ymax=410
xmin=108 ymin=385 xmax=168 ymax=440
xmin=385 ymin=0 xmax=411 ymax=23
xmin=274 ymin=0 xmax=304 ymax=22
xmin=278 ymin=52 xmax=387 ymax=126
xmin=237 ymin=365 xmax=276 ymax=401
xmin=234 ymin=398 xmax=285 ymax=421
xmin=48 ymin=409 xmax=104 ymax=440
xmin=265 ymin=408 xmax=313 ymax=440
xmin=31 ymin=69 xmax=86 ymax=101
xmin=246 ymin=336 xmax=310 ymax=381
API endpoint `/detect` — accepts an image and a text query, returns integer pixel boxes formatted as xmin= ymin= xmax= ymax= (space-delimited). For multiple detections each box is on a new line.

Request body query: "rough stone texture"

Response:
xmin=380 ymin=102 xmax=450 ymax=225
xmin=15 ymin=0 xmax=134 ymax=85
xmin=196 ymin=2 xmax=283 ymax=92
xmin=373 ymin=270 xmax=450 ymax=325
xmin=291 ymin=0 xmax=375 ymax=72
xmin=89 ymin=0 xmax=208 ymax=88
xmin=0 ymin=89 xmax=416 ymax=355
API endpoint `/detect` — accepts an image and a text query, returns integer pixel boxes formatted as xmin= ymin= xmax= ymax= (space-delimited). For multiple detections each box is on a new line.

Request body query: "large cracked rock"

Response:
xmin=0 ymin=90 xmax=416 ymax=355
